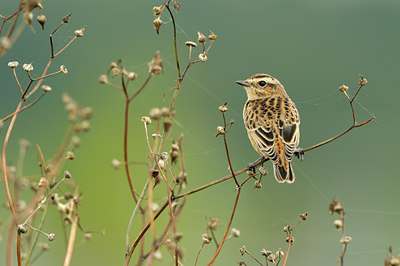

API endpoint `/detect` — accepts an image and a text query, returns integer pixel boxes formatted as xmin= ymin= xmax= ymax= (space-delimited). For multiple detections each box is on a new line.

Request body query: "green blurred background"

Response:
xmin=1 ymin=0 xmax=399 ymax=265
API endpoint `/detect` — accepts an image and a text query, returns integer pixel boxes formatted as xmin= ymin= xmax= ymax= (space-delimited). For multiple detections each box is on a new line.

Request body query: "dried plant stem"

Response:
xmin=126 ymin=179 xmax=149 ymax=255
xmin=194 ymin=243 xmax=206 ymax=266
xmin=207 ymin=189 xmax=241 ymax=265
xmin=165 ymin=3 xmax=180 ymax=77
xmin=282 ymin=235 xmax=292 ymax=266
xmin=63 ymin=188 xmax=80 ymax=266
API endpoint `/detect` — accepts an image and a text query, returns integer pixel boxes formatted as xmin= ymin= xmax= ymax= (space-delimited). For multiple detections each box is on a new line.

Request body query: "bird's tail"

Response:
xmin=273 ymin=162 xmax=295 ymax=183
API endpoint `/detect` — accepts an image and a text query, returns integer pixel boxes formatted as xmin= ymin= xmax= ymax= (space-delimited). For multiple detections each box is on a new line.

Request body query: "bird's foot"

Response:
xmin=294 ymin=148 xmax=305 ymax=161
xmin=247 ymin=156 xmax=266 ymax=172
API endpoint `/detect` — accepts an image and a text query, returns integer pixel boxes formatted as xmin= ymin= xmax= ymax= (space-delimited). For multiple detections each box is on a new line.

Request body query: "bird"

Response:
xmin=236 ymin=73 xmax=300 ymax=183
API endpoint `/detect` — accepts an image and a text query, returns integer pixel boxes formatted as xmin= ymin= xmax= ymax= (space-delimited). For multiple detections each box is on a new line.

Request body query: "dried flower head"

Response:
xmin=152 ymin=6 xmax=162 ymax=15
xmin=148 ymin=51 xmax=163 ymax=75
xmin=215 ymin=126 xmax=225 ymax=137
xmin=208 ymin=218 xmax=221 ymax=230
xmin=41 ymin=85 xmax=52 ymax=92
xmin=202 ymin=234 xmax=211 ymax=244
xmin=74 ymin=27 xmax=86 ymax=37
xmin=153 ymin=18 xmax=162 ymax=34
xmin=65 ymin=151 xmax=75 ymax=160
xmin=276 ymin=249 xmax=284 ymax=259
xmin=60 ymin=65 xmax=68 ymax=74
xmin=48 ymin=233 xmax=55 ymax=241
xmin=37 ymin=14 xmax=46 ymax=30
xmin=23 ymin=63 xmax=34 ymax=72
xmin=208 ymin=30 xmax=218 ymax=40
xmin=111 ymin=67 xmax=120 ymax=77
xmin=8 ymin=61 xmax=19 ymax=68
xmin=197 ymin=31 xmax=206 ymax=43
xmin=127 ymin=72 xmax=137 ymax=80
xmin=17 ymin=225 xmax=27 ymax=234
xmin=160 ymin=107 xmax=170 ymax=117
xmin=333 ymin=219 xmax=343 ymax=230
xmin=149 ymin=108 xmax=161 ymax=119
xmin=38 ymin=177 xmax=49 ymax=188
xmin=329 ymin=197 xmax=344 ymax=215
xmin=99 ymin=74 xmax=108 ymax=84
xmin=111 ymin=159 xmax=121 ymax=169
xmin=340 ymin=236 xmax=352 ymax=244
xmin=81 ymin=107 xmax=93 ymax=119
xmin=173 ymin=1 xmax=181 ymax=11
xmin=358 ymin=75 xmax=368 ymax=86
xmin=261 ymin=249 xmax=272 ymax=257
xmin=185 ymin=41 xmax=197 ymax=47
xmin=231 ymin=228 xmax=240 ymax=237
xmin=141 ymin=116 xmax=152 ymax=124
xmin=286 ymin=236 xmax=294 ymax=243
xmin=339 ymin=84 xmax=349 ymax=93
xmin=239 ymin=246 xmax=247 ymax=255
xmin=64 ymin=171 xmax=72 ymax=179
xmin=198 ymin=53 xmax=208 ymax=62
xmin=218 ymin=104 xmax=228 ymax=112
xmin=300 ymin=212 xmax=308 ymax=221
xmin=254 ymin=180 xmax=262 ymax=188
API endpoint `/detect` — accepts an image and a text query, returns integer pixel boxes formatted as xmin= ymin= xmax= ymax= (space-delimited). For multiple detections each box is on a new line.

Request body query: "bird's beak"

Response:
xmin=236 ymin=80 xmax=250 ymax=87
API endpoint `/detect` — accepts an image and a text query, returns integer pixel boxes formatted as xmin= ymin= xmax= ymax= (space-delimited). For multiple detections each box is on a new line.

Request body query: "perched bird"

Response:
xmin=236 ymin=74 xmax=300 ymax=183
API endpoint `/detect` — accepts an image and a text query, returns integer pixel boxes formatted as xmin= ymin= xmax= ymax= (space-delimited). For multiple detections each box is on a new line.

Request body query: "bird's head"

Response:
xmin=236 ymin=73 xmax=286 ymax=100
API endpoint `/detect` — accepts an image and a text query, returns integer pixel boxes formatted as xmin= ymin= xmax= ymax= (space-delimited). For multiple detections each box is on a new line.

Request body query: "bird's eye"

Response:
xmin=258 ymin=80 xmax=267 ymax=87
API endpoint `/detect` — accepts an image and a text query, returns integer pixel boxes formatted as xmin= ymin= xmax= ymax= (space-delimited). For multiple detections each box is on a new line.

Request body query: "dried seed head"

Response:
xmin=158 ymin=159 xmax=165 ymax=169
xmin=164 ymin=119 xmax=172 ymax=133
xmin=160 ymin=107 xmax=170 ymax=117
xmin=8 ymin=61 xmax=19 ymax=68
xmin=358 ymin=75 xmax=368 ymax=86
xmin=149 ymin=108 xmax=162 ymax=119
xmin=174 ymin=232 xmax=184 ymax=242
xmin=148 ymin=51 xmax=163 ymax=75
xmin=1 ymin=37 xmax=11 ymax=51
xmin=38 ymin=177 xmax=49 ymax=188
xmin=127 ymin=72 xmax=137 ymax=80
xmin=197 ymin=32 xmax=206 ymax=43
xmin=25 ymin=0 xmax=44 ymax=12
xmin=258 ymin=166 xmax=268 ymax=176
xmin=208 ymin=218 xmax=221 ymax=230
xmin=151 ymin=202 xmax=159 ymax=211
xmin=261 ymin=249 xmax=272 ymax=257
xmin=84 ymin=233 xmax=92 ymax=240
xmin=74 ymin=27 xmax=86 ymax=37
xmin=154 ymin=250 xmax=162 ymax=260
xmin=141 ymin=116 xmax=152 ymax=124
xmin=276 ymin=249 xmax=284 ymax=259
xmin=333 ymin=219 xmax=343 ymax=230
xmin=81 ymin=107 xmax=93 ymax=119
xmin=216 ymin=126 xmax=225 ymax=136
xmin=65 ymin=151 xmax=75 ymax=160
xmin=218 ymin=104 xmax=228 ymax=112
xmin=286 ymin=236 xmax=294 ymax=243
xmin=339 ymin=84 xmax=348 ymax=93
xmin=64 ymin=170 xmax=72 ymax=179
xmin=48 ymin=233 xmax=55 ymax=241
xmin=111 ymin=67 xmax=120 ymax=77
xmin=267 ymin=254 xmax=277 ymax=262
xmin=283 ymin=224 xmax=290 ymax=232
xmin=340 ymin=236 xmax=352 ymax=244
xmin=38 ymin=242 xmax=50 ymax=251
xmin=41 ymin=85 xmax=52 ymax=92
xmin=152 ymin=6 xmax=162 ymax=15
xmin=17 ymin=225 xmax=27 ymax=234
xmin=208 ymin=30 xmax=218 ymax=40
xmin=78 ymin=120 xmax=90 ymax=132
xmin=37 ymin=14 xmax=46 ymax=30
xmin=231 ymin=228 xmax=240 ymax=237
xmin=254 ymin=180 xmax=262 ymax=189
xmin=99 ymin=74 xmax=108 ymax=84
xmin=329 ymin=197 xmax=344 ymax=215
xmin=185 ymin=41 xmax=197 ymax=47
xmin=198 ymin=53 xmax=208 ymax=62
xmin=300 ymin=212 xmax=308 ymax=221
xmin=24 ymin=12 xmax=33 ymax=26
xmin=173 ymin=1 xmax=181 ymax=11
xmin=72 ymin=136 xmax=80 ymax=148
xmin=23 ymin=63 xmax=34 ymax=72
xmin=111 ymin=159 xmax=121 ymax=169
xmin=153 ymin=18 xmax=162 ymax=34
xmin=202 ymin=234 xmax=211 ymax=244
xmin=239 ymin=246 xmax=247 ymax=255
xmin=60 ymin=65 xmax=68 ymax=75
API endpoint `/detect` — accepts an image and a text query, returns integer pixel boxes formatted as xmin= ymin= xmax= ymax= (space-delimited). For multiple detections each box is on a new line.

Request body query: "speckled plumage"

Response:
xmin=238 ymin=74 xmax=300 ymax=183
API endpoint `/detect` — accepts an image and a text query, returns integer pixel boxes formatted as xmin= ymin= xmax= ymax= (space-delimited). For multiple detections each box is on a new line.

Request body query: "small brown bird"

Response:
xmin=236 ymin=73 xmax=300 ymax=183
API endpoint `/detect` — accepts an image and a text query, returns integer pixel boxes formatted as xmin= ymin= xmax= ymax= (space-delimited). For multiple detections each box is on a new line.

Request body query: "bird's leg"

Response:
xmin=247 ymin=156 xmax=268 ymax=172
xmin=294 ymin=148 xmax=304 ymax=161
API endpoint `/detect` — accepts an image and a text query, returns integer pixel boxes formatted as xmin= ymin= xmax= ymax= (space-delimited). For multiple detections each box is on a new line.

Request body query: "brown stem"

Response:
xmin=165 ymin=3 xmax=181 ymax=77
xmin=207 ymin=189 xmax=241 ymax=265
xmin=221 ymin=111 xmax=240 ymax=187
xmin=63 ymin=188 xmax=80 ymax=266
xmin=282 ymin=234 xmax=292 ymax=266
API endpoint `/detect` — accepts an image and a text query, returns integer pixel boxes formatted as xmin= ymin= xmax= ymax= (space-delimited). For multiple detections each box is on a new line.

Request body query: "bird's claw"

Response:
xmin=294 ymin=148 xmax=305 ymax=161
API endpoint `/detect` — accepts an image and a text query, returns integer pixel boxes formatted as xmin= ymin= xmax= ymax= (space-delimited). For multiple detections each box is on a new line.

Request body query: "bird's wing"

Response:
xmin=277 ymin=100 xmax=300 ymax=163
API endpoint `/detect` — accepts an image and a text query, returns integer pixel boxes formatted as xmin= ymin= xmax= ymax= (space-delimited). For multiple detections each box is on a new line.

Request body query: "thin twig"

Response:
xmin=63 ymin=187 xmax=80 ymax=266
